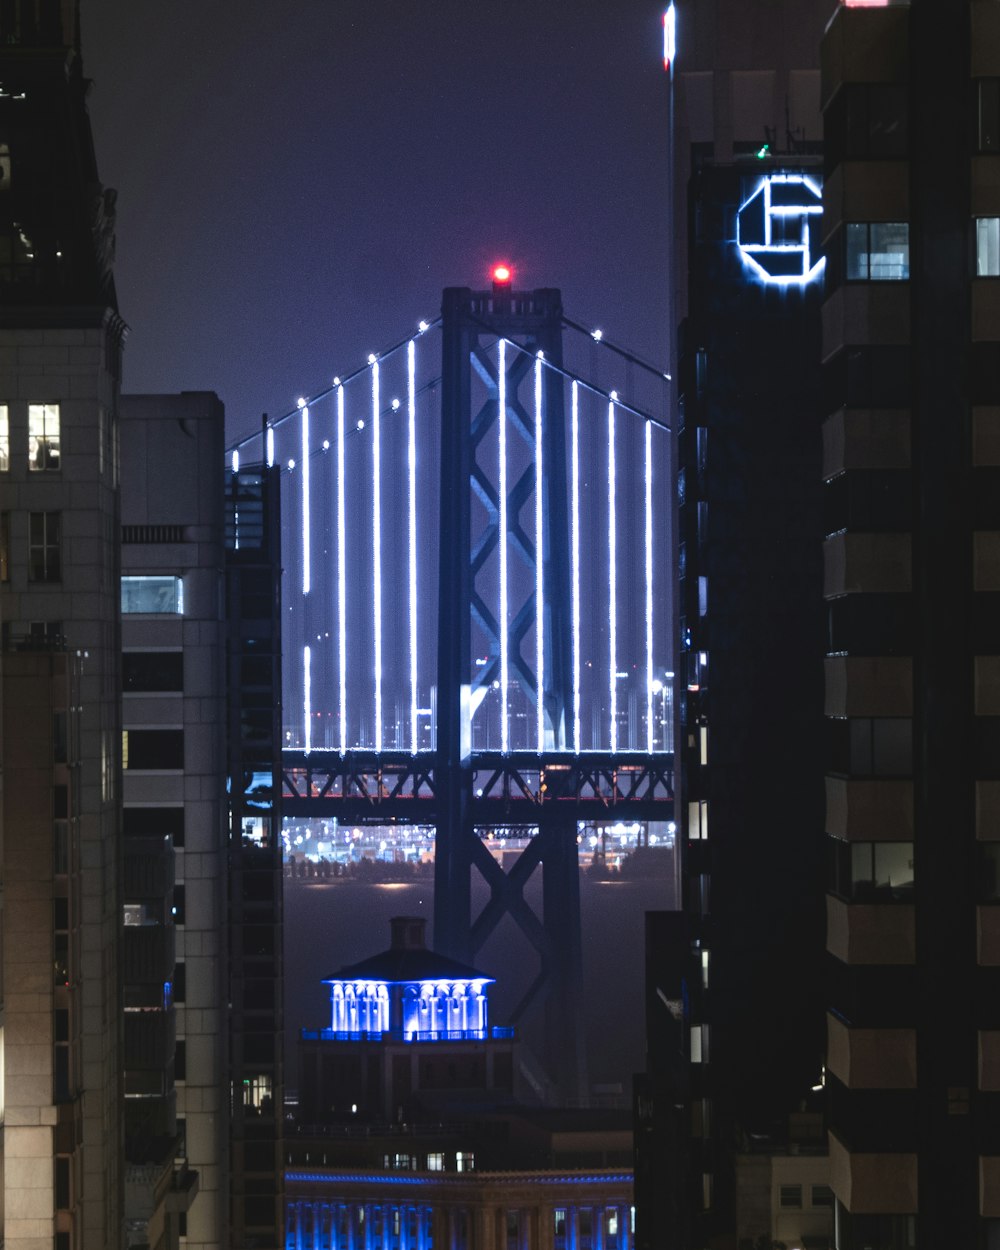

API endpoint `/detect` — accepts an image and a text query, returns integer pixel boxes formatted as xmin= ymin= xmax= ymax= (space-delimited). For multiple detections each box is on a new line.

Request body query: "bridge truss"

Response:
xmin=230 ymin=277 xmax=674 ymax=1102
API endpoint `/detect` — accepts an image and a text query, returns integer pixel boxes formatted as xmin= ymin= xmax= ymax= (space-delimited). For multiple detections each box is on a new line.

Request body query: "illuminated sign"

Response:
xmin=736 ymin=173 xmax=824 ymax=286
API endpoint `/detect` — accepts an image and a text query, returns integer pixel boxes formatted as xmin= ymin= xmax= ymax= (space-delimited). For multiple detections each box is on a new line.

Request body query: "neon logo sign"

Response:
xmin=736 ymin=173 xmax=824 ymax=286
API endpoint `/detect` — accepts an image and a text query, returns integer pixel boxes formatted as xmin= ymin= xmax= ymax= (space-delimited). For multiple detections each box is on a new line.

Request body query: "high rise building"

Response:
xmin=820 ymin=2 xmax=1000 ymax=1244
xmin=119 ymin=393 xmax=228 ymax=1249
xmin=641 ymin=3 xmax=833 ymax=1247
xmin=225 ymin=462 xmax=285 ymax=1250
xmin=0 ymin=3 xmax=126 ymax=1247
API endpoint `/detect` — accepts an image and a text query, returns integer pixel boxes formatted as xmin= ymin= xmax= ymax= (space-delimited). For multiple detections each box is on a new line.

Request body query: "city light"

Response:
xmin=608 ymin=397 xmax=617 ymax=753
xmin=266 ymin=426 xmax=274 ymax=468
xmin=663 ymin=4 xmax=676 ymax=70
xmin=535 ymin=351 xmax=545 ymax=752
xmin=492 ymin=263 xmax=512 ymax=284
xmin=645 ymin=418 xmax=654 ymax=753
xmin=498 ymin=338 xmax=510 ymax=755
xmin=736 ymin=173 xmax=825 ymax=286
xmin=372 ymin=358 xmax=383 ymax=753
xmin=408 ymin=338 xmax=418 ymax=754
xmin=571 ymin=380 xmax=581 ymax=754
xmin=301 ymin=404 xmax=310 ymax=595
xmin=231 ymin=449 xmax=239 ymax=473
xmin=337 ymin=384 xmax=347 ymax=754
xmin=303 ymin=645 xmax=312 ymax=754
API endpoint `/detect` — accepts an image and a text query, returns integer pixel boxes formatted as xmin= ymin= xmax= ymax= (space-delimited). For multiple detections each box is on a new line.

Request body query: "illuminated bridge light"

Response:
xmin=498 ymin=338 xmax=510 ymax=755
xmin=608 ymin=397 xmax=617 ymax=754
xmin=645 ymin=418 xmax=654 ymax=754
xmin=301 ymin=404 xmax=310 ymax=595
xmin=231 ymin=449 xmax=239 ymax=474
xmin=372 ymin=358 xmax=383 ymax=753
xmin=303 ymin=645 xmax=312 ymax=755
xmin=418 ymin=320 xmax=429 ymax=333
xmin=663 ymin=3 xmax=676 ymax=70
xmin=534 ymin=351 xmax=545 ymax=753
xmin=571 ymin=380 xmax=581 ymax=754
xmin=336 ymin=384 xmax=347 ymax=754
xmin=408 ymin=337 xmax=418 ymax=754
xmin=265 ymin=426 xmax=274 ymax=468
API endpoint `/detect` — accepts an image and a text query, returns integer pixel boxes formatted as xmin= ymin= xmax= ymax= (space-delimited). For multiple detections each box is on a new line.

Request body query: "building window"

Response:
xmin=121 ymin=728 xmax=184 ymax=771
xmin=977 ymin=79 xmax=1000 ymax=153
xmin=0 ymin=404 xmax=7 ymax=471
xmin=456 ymin=1151 xmax=474 ymax=1173
xmin=427 ymin=1152 xmax=444 ymax=1171
xmin=121 ymin=575 xmax=183 ymax=614
xmin=978 ymin=218 xmax=1000 ymax=277
xmin=28 ymin=402 xmax=60 ymax=470
xmin=172 ymin=884 xmax=185 ymax=926
xmin=846 ymin=222 xmax=910 ymax=281
xmin=812 ymin=1184 xmax=834 ymax=1207
xmin=780 ymin=1184 xmax=803 ymax=1208
xmin=829 ymin=838 xmax=914 ymax=902
xmin=28 ymin=511 xmax=60 ymax=581
xmin=122 ymin=651 xmax=184 ymax=693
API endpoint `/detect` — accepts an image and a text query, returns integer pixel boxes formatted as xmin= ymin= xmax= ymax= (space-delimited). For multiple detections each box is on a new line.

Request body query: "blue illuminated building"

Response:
xmin=299 ymin=917 xmax=515 ymax=1122
xmin=290 ymin=918 xmax=635 ymax=1248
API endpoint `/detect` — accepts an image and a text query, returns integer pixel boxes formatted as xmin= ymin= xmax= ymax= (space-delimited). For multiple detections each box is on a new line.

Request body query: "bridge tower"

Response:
xmin=435 ymin=277 xmax=585 ymax=1101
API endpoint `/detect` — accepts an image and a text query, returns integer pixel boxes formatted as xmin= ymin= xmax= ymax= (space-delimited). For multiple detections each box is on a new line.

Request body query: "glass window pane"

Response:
xmin=979 ymin=80 xmax=1000 ymax=153
xmin=869 ymin=222 xmax=910 ymax=280
xmin=121 ymin=575 xmax=183 ymax=614
xmin=979 ymin=218 xmax=1000 ymax=277
xmin=846 ymin=223 xmax=869 ymax=280
xmin=874 ymin=842 xmax=914 ymax=896
xmin=28 ymin=402 xmax=60 ymax=470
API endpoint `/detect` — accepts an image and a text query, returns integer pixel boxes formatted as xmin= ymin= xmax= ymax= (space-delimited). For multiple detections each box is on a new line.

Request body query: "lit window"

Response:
xmin=426 ymin=1152 xmax=444 ymax=1172
xmin=28 ymin=511 xmax=60 ymax=582
xmin=780 ymin=1184 xmax=803 ymax=1208
xmin=978 ymin=218 xmax=1000 ymax=277
xmin=28 ymin=403 xmax=60 ymax=470
xmin=242 ymin=1073 xmax=272 ymax=1112
xmin=456 ymin=1151 xmax=474 ymax=1173
xmin=121 ymin=575 xmax=183 ymax=614
xmin=0 ymin=405 xmax=7 ymax=471
xmin=846 ymin=222 xmax=910 ymax=281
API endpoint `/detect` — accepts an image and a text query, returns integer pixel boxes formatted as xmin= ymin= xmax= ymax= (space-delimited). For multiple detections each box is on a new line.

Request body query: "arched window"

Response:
xmin=331 ymin=982 xmax=345 ymax=1033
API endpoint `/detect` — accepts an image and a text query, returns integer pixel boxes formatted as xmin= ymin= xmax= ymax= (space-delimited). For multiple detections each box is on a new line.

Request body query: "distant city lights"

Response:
xmin=492 ymin=263 xmax=512 ymax=285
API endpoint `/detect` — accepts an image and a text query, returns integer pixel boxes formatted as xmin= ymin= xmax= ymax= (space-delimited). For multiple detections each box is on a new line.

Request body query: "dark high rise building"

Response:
xmin=0 ymin=4 xmax=127 ymax=1246
xmin=819 ymin=2 xmax=1000 ymax=1244
xmin=226 ymin=464 xmax=285 ymax=1250
xmin=644 ymin=3 xmax=833 ymax=1247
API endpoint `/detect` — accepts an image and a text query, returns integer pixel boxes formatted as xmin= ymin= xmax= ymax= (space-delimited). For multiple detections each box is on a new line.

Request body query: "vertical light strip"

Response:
xmin=266 ymin=426 xmax=274 ymax=469
xmin=498 ymin=339 xmax=509 ymax=755
xmin=301 ymin=405 xmax=311 ymax=595
xmin=407 ymin=338 xmax=418 ymax=754
xmin=645 ymin=419 xmax=654 ymax=754
xmin=608 ymin=397 xmax=618 ymax=753
xmin=571 ymin=380 xmax=581 ymax=754
xmin=534 ymin=352 xmax=545 ymax=753
xmin=372 ymin=359 xmax=383 ymax=753
xmin=303 ymin=645 xmax=312 ymax=754
xmin=337 ymin=385 xmax=347 ymax=754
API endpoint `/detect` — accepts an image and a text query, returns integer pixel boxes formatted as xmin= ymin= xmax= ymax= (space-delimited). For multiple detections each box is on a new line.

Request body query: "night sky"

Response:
xmin=82 ymin=1 xmax=671 ymax=447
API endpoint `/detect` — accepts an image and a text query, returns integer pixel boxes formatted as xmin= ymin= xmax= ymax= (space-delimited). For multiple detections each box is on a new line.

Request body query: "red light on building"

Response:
xmin=492 ymin=264 xmax=512 ymax=285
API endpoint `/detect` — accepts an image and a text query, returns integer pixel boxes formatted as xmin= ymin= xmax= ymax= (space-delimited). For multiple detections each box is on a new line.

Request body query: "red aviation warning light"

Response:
xmin=492 ymin=263 xmax=513 ymax=286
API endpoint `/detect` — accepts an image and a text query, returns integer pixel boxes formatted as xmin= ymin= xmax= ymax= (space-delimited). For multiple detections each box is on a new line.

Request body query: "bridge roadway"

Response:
xmin=281 ymin=749 xmax=674 ymax=827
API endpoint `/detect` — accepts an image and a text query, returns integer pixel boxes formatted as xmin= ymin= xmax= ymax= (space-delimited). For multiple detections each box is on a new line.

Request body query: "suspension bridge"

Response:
xmin=228 ymin=270 xmax=675 ymax=1101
